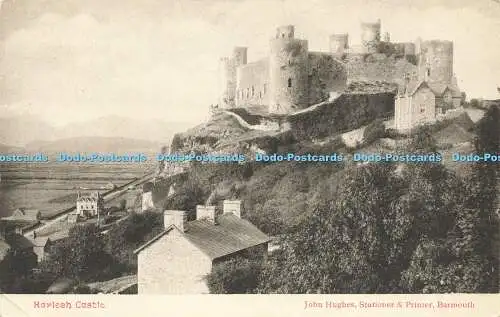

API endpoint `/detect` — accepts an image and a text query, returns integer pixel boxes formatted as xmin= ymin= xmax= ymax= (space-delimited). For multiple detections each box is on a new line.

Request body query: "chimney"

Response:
xmin=223 ymin=200 xmax=242 ymax=218
xmin=196 ymin=205 xmax=217 ymax=224
xmin=164 ymin=210 xmax=188 ymax=232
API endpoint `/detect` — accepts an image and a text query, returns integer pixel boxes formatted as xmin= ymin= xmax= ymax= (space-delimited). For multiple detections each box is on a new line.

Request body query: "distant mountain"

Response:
xmin=0 ymin=116 xmax=58 ymax=146
xmin=0 ymin=115 xmax=193 ymax=146
xmin=25 ymin=136 xmax=162 ymax=153
xmin=56 ymin=115 xmax=191 ymax=144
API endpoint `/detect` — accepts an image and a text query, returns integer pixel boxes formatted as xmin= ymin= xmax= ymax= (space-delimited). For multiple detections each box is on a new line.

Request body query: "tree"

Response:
xmin=105 ymin=211 xmax=163 ymax=270
xmin=258 ymin=163 xmax=408 ymax=293
xmin=170 ymin=134 xmax=183 ymax=152
xmin=207 ymin=257 xmax=262 ymax=294
xmin=363 ymin=119 xmax=386 ymax=145
xmin=257 ymin=142 xmax=494 ymax=293
xmin=119 ymin=199 xmax=127 ymax=211
xmin=459 ymin=105 xmax=500 ymax=292
xmin=41 ymin=224 xmax=115 ymax=281
xmin=163 ymin=178 xmax=205 ymax=219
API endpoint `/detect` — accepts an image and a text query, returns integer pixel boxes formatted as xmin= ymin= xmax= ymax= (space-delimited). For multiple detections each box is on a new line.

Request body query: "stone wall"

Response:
xmin=236 ymin=59 xmax=269 ymax=107
xmin=307 ymin=52 xmax=347 ymax=105
xmin=346 ymin=54 xmax=418 ymax=87
xmin=288 ymin=92 xmax=395 ymax=140
xmin=137 ymin=229 xmax=212 ymax=294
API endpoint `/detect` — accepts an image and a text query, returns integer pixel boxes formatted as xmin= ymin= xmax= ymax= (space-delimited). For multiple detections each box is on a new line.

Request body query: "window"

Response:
xmin=427 ymin=68 xmax=431 ymax=77
xmin=263 ymin=84 xmax=267 ymax=94
xmin=288 ymin=78 xmax=292 ymax=88
xmin=252 ymin=86 xmax=255 ymax=96
xmin=420 ymin=107 xmax=425 ymax=113
xmin=282 ymin=33 xmax=285 ymax=38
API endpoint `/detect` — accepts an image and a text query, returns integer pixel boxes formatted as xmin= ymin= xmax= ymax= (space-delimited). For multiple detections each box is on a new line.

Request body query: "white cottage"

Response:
xmin=134 ymin=200 xmax=269 ymax=294
xmin=395 ymin=79 xmax=462 ymax=131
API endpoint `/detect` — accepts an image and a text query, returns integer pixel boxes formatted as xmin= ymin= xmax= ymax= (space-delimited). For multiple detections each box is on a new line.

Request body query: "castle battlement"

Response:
xmin=218 ymin=20 xmax=456 ymax=115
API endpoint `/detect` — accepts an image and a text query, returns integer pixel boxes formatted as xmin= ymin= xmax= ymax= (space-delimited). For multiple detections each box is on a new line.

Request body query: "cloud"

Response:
xmin=0 ymin=0 xmax=499 ymax=127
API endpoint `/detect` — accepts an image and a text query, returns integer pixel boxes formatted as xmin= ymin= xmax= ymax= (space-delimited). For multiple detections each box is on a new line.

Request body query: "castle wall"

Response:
xmin=269 ymin=38 xmax=310 ymax=114
xmin=288 ymin=92 xmax=395 ymax=140
xmin=235 ymin=58 xmax=269 ymax=107
xmin=307 ymin=52 xmax=347 ymax=105
xmin=346 ymin=54 xmax=418 ymax=87
xmin=361 ymin=21 xmax=381 ymax=53
xmin=329 ymin=34 xmax=348 ymax=56
xmin=218 ymin=57 xmax=236 ymax=107
xmin=218 ymin=47 xmax=248 ymax=108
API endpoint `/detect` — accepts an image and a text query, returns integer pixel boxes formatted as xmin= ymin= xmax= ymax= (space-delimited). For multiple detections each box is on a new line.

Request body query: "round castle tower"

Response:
xmin=418 ymin=40 xmax=453 ymax=85
xmin=361 ymin=19 xmax=381 ymax=53
xmin=218 ymin=47 xmax=248 ymax=108
xmin=268 ymin=25 xmax=309 ymax=114
xmin=329 ymin=33 xmax=349 ymax=56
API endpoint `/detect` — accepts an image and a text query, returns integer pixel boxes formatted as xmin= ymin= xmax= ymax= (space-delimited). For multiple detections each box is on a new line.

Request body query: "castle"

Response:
xmin=218 ymin=19 xmax=462 ymax=129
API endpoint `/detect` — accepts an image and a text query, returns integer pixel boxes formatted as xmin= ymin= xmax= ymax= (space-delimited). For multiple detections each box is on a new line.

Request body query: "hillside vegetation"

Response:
xmin=156 ymin=105 xmax=498 ymax=294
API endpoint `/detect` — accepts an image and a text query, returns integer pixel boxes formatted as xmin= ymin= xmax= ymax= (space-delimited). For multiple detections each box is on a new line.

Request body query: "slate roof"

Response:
xmin=398 ymin=79 xmax=461 ymax=98
xmin=134 ymin=213 xmax=270 ymax=260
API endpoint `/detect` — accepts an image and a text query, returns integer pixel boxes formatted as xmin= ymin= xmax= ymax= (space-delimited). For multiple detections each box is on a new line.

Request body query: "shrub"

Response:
xmin=207 ymin=257 xmax=263 ymax=294
xmin=384 ymin=128 xmax=405 ymax=139
xmin=363 ymin=119 xmax=386 ymax=145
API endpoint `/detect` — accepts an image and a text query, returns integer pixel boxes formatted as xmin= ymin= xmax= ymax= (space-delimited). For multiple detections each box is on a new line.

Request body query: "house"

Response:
xmin=395 ymin=79 xmax=462 ymax=131
xmin=76 ymin=192 xmax=104 ymax=218
xmin=134 ymin=200 xmax=270 ymax=294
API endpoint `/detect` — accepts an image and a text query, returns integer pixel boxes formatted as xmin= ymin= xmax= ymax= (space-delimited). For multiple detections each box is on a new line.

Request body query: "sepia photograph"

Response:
xmin=0 ymin=0 xmax=499 ymax=314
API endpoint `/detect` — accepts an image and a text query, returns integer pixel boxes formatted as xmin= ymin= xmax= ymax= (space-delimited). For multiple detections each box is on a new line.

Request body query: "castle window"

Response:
xmin=427 ymin=68 xmax=431 ymax=77
xmin=263 ymin=84 xmax=267 ymax=94
xmin=288 ymin=78 xmax=292 ymax=88
xmin=282 ymin=33 xmax=285 ymax=38
xmin=252 ymin=86 xmax=255 ymax=96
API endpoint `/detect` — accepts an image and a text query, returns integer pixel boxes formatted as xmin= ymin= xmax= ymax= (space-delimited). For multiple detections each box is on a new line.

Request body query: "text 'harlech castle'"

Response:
xmin=218 ymin=19 xmax=462 ymax=129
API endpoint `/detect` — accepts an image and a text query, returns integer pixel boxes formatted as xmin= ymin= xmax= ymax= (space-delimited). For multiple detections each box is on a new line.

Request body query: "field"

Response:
xmin=0 ymin=162 xmax=154 ymax=218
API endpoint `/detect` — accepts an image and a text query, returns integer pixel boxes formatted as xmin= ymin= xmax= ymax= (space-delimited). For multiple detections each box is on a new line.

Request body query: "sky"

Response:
xmin=0 ymin=0 xmax=499 ymax=126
